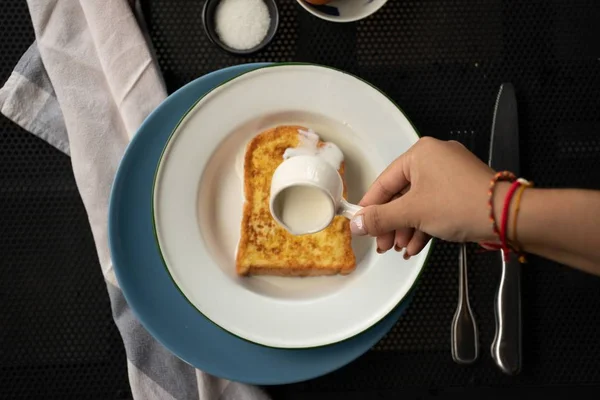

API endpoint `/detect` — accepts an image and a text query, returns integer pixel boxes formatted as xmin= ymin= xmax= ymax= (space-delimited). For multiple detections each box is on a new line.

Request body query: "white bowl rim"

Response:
xmin=295 ymin=0 xmax=389 ymax=23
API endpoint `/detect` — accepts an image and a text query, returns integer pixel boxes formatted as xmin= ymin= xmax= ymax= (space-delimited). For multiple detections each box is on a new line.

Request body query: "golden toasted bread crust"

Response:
xmin=235 ymin=125 xmax=356 ymax=276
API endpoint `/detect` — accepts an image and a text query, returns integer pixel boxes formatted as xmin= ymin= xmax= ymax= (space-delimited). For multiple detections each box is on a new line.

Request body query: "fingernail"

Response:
xmin=394 ymin=244 xmax=402 ymax=252
xmin=403 ymin=252 xmax=411 ymax=260
xmin=350 ymin=215 xmax=366 ymax=235
xmin=376 ymin=247 xmax=384 ymax=254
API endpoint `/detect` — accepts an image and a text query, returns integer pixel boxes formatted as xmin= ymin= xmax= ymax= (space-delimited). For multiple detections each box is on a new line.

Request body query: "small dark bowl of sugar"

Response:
xmin=203 ymin=0 xmax=279 ymax=55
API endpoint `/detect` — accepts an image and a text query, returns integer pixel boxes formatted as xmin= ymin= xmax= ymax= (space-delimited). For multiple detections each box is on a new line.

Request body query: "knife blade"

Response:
xmin=488 ymin=83 xmax=522 ymax=375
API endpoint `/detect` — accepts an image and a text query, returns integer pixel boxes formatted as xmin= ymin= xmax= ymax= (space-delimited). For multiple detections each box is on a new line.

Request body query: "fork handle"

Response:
xmin=451 ymin=245 xmax=478 ymax=364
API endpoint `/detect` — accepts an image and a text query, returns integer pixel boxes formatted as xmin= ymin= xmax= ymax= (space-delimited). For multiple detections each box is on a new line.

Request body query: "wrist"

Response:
xmin=484 ymin=180 xmax=533 ymax=252
xmin=470 ymin=180 xmax=510 ymax=244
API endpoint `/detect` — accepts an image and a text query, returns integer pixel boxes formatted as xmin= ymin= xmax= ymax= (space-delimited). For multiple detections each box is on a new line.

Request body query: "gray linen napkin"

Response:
xmin=0 ymin=1 xmax=270 ymax=399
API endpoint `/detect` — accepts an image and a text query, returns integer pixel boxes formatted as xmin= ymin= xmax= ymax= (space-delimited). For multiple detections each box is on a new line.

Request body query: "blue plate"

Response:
xmin=108 ymin=63 xmax=412 ymax=385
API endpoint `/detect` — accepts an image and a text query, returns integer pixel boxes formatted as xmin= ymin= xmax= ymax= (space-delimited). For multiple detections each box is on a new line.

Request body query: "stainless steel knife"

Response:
xmin=488 ymin=83 xmax=522 ymax=375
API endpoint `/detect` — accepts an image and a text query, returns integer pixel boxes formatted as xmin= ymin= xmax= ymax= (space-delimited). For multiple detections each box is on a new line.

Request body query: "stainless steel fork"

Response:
xmin=451 ymin=243 xmax=479 ymax=364
xmin=450 ymin=130 xmax=479 ymax=365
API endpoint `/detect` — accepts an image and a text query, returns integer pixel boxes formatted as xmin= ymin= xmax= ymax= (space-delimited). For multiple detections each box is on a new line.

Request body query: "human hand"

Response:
xmin=350 ymin=137 xmax=497 ymax=257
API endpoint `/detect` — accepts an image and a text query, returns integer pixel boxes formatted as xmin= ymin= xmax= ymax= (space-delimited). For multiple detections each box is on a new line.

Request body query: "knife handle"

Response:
xmin=491 ymin=252 xmax=522 ymax=375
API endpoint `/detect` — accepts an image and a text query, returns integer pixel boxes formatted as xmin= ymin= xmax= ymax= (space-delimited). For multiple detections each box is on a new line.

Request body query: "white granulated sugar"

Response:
xmin=215 ymin=0 xmax=271 ymax=50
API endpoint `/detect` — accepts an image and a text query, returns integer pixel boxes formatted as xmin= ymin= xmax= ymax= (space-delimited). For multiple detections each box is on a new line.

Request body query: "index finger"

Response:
xmin=360 ymin=151 xmax=411 ymax=206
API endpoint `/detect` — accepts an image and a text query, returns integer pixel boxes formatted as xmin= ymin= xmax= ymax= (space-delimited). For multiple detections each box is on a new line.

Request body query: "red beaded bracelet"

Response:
xmin=487 ymin=171 xmax=517 ymax=242
xmin=500 ymin=180 xmax=522 ymax=260
xmin=484 ymin=172 xmax=533 ymax=263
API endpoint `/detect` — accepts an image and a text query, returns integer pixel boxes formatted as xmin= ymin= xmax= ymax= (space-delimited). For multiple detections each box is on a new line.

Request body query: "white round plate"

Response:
xmin=153 ymin=64 xmax=430 ymax=349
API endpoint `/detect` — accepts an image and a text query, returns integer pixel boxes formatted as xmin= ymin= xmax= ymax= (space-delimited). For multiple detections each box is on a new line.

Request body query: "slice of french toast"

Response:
xmin=235 ymin=125 xmax=356 ymax=277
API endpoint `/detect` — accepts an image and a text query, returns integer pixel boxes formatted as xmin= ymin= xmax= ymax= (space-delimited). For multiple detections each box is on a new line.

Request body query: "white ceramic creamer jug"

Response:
xmin=270 ymin=155 xmax=362 ymax=235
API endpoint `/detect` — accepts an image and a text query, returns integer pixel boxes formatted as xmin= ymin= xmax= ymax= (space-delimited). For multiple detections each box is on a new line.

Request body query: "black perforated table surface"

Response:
xmin=2 ymin=1 xmax=600 ymax=399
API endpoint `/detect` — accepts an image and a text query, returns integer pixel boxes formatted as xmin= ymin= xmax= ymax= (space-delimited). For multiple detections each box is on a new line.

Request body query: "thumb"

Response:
xmin=350 ymin=197 xmax=411 ymax=237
